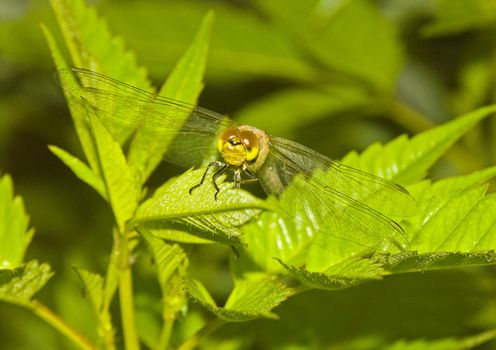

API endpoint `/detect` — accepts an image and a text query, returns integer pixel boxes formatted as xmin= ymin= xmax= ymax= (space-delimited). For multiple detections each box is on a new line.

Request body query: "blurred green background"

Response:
xmin=2 ymin=0 xmax=496 ymax=349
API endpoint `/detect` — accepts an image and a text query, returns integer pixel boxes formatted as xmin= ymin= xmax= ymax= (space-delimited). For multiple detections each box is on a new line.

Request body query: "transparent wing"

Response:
xmin=56 ymin=69 xmax=415 ymax=249
xmin=56 ymin=68 xmax=235 ymax=167
xmin=259 ymin=135 xmax=417 ymax=250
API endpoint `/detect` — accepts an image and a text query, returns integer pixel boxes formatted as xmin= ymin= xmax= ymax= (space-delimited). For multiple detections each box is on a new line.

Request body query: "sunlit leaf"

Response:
xmin=238 ymin=104 xmax=496 ymax=277
xmin=135 ymin=169 xmax=269 ymax=245
xmin=406 ymin=167 xmax=496 ymax=252
xmin=342 ymin=104 xmax=496 ymax=185
xmin=42 ymin=25 xmax=100 ymax=172
xmin=0 ymin=261 xmax=53 ymax=306
xmin=128 ymin=12 xmax=214 ymax=183
xmin=87 ymin=111 xmax=140 ymax=231
xmin=48 ymin=145 xmax=105 ymax=198
xmin=186 ymin=277 xmax=292 ymax=322
xmin=381 ymin=250 xmax=496 ymax=274
xmin=0 ymin=173 xmax=34 ymax=269
xmin=49 ymin=0 xmax=152 ymax=175
xmin=50 ymin=0 xmax=150 ymax=88
xmin=277 ymin=256 xmax=383 ymax=290
xmin=73 ymin=268 xmax=104 ymax=315
xmin=72 ymin=265 xmax=115 ymax=348
xmin=140 ymin=231 xmax=188 ymax=320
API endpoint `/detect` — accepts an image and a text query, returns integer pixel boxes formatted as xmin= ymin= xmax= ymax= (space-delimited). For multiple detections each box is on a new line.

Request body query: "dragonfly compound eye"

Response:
xmin=239 ymin=130 xmax=260 ymax=161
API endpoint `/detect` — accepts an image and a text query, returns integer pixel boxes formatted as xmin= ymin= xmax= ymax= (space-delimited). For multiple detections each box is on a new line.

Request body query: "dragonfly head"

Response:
xmin=218 ymin=127 xmax=260 ymax=167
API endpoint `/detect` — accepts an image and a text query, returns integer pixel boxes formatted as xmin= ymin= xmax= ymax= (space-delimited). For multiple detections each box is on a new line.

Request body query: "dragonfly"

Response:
xmin=58 ymin=68 xmax=416 ymax=251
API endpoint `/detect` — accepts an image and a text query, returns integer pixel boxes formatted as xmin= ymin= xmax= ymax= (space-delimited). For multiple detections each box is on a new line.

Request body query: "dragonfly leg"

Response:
xmin=189 ymin=161 xmax=225 ymax=195
xmin=239 ymin=178 xmax=258 ymax=185
xmin=212 ymin=164 xmax=229 ymax=200
xmin=233 ymin=168 xmax=258 ymax=187
xmin=239 ymin=167 xmax=258 ymax=184
xmin=233 ymin=168 xmax=242 ymax=189
xmin=244 ymin=167 xmax=256 ymax=179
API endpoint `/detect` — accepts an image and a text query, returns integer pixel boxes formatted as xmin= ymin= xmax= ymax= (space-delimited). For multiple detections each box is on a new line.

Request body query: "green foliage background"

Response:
xmin=2 ymin=0 xmax=496 ymax=349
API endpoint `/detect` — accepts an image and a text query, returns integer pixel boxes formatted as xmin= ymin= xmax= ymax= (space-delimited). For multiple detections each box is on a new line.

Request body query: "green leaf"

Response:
xmin=87 ymin=111 xmax=140 ymax=231
xmin=381 ymin=251 xmax=496 ymax=274
xmin=223 ymin=278 xmax=292 ymax=319
xmin=158 ymin=12 xmax=213 ymax=102
xmin=186 ymin=277 xmax=292 ymax=322
xmin=300 ymin=105 xmax=496 ymax=271
xmin=277 ymin=256 xmax=384 ymax=290
xmin=73 ymin=268 xmax=104 ymax=316
xmin=0 ymin=261 xmax=53 ymax=306
xmin=342 ymin=104 xmax=496 ymax=185
xmin=281 ymin=165 xmax=414 ymax=270
xmin=128 ymin=11 xmax=214 ymax=183
xmin=406 ymin=167 xmax=496 ymax=252
xmin=73 ymin=267 xmax=115 ymax=346
xmin=134 ymin=169 xmax=269 ymax=245
xmin=140 ymin=231 xmax=188 ymax=320
xmin=257 ymin=0 xmax=403 ymax=91
xmin=309 ymin=0 xmax=404 ymax=91
xmin=244 ymin=103 xmax=496 ymax=275
xmin=0 ymin=173 xmax=34 ymax=269
xmin=42 ymin=25 xmax=100 ymax=173
xmin=422 ymin=0 xmax=496 ymax=37
xmin=49 ymin=0 xmax=152 ymax=172
xmin=50 ymin=0 xmax=150 ymax=88
xmin=239 ymin=173 xmax=408 ymax=273
xmin=99 ymin=1 xmax=315 ymax=81
xmin=309 ymin=165 xmax=496 ymax=274
xmin=238 ymin=105 xmax=496 ymax=277
xmin=186 ymin=278 xmax=217 ymax=307
xmin=102 ymin=233 xmax=120 ymax=309
xmin=48 ymin=145 xmax=106 ymax=198
xmin=235 ymin=210 xmax=311 ymax=273
xmin=240 ymin=162 xmax=415 ymax=273
xmin=385 ymin=329 xmax=496 ymax=350
xmin=372 ymin=167 xmax=496 ymax=273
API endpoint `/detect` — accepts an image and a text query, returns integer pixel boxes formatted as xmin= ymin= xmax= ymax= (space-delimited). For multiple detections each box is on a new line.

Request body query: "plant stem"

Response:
xmin=118 ymin=232 xmax=140 ymax=350
xmin=462 ymin=328 xmax=496 ymax=347
xmin=96 ymin=303 xmax=117 ymax=350
xmin=389 ymin=99 xmax=434 ymax=133
xmin=177 ymin=318 xmax=225 ymax=350
xmin=31 ymin=299 xmax=96 ymax=350
xmin=99 ymin=233 xmax=121 ymax=350
xmin=157 ymin=318 xmax=175 ymax=350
